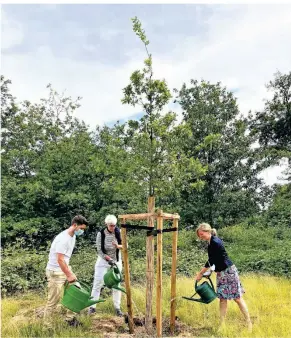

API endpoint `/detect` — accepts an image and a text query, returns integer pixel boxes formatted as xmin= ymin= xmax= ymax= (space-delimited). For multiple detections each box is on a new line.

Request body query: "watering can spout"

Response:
xmin=190 ymin=298 xmax=207 ymax=304
xmin=112 ymin=285 xmax=126 ymax=294
xmin=86 ymin=298 xmax=106 ymax=307
xmin=182 ymin=296 xmax=208 ymax=303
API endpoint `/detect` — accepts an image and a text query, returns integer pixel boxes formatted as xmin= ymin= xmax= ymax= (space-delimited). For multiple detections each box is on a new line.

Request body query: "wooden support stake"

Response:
xmin=161 ymin=212 xmax=181 ymax=220
xmin=156 ymin=210 xmax=163 ymax=337
xmin=170 ymin=217 xmax=179 ymax=334
xmin=121 ymin=218 xmax=134 ymax=333
xmin=145 ymin=196 xmax=155 ymax=333
xmin=118 ymin=213 xmax=154 ymax=220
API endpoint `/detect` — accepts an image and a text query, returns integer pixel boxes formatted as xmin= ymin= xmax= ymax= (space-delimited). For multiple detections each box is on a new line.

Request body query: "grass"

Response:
xmin=2 ymin=274 xmax=291 ymax=337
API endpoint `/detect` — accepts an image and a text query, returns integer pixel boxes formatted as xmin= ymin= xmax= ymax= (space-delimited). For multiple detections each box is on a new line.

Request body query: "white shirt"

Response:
xmin=46 ymin=230 xmax=76 ymax=271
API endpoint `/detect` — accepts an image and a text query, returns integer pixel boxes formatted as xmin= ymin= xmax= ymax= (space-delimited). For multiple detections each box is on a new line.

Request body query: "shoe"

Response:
xmin=115 ymin=308 xmax=123 ymax=317
xmin=65 ymin=318 xmax=83 ymax=327
xmin=88 ymin=307 xmax=96 ymax=315
xmin=247 ymin=321 xmax=253 ymax=332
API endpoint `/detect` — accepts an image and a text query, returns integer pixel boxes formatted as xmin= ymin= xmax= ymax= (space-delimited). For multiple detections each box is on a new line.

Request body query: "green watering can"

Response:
xmin=182 ymin=275 xmax=217 ymax=304
xmin=61 ymin=280 xmax=105 ymax=313
xmin=103 ymin=262 xmax=126 ymax=294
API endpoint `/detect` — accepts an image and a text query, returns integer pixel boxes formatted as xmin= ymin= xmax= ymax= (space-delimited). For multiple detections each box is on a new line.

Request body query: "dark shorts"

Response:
xmin=216 ymin=265 xmax=245 ymax=300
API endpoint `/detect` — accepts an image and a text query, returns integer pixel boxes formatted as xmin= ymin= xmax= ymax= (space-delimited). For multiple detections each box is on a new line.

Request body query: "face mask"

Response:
xmin=74 ymin=229 xmax=84 ymax=236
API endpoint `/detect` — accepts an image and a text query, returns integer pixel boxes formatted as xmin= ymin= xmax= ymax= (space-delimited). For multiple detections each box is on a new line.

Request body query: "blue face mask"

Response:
xmin=74 ymin=229 xmax=84 ymax=236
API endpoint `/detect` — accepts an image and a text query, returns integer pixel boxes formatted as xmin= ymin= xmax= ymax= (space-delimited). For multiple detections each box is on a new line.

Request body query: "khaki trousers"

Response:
xmin=44 ymin=269 xmax=75 ymax=324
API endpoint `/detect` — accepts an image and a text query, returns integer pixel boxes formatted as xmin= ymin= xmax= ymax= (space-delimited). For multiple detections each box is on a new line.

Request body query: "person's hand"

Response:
xmin=112 ymin=241 xmax=118 ymax=248
xmin=195 ymin=272 xmax=203 ymax=281
xmin=67 ymin=272 xmax=77 ymax=283
xmin=105 ymin=255 xmax=114 ymax=266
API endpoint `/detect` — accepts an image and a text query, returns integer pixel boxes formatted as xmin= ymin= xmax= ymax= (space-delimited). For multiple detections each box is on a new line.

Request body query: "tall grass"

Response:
xmin=2 ymin=274 xmax=291 ymax=337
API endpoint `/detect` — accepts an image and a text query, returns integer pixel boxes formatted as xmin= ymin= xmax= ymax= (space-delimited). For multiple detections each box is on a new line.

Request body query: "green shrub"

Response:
xmin=2 ymin=225 xmax=291 ymax=296
xmin=1 ymin=241 xmax=47 ymax=296
xmin=219 ymin=226 xmax=291 ymax=277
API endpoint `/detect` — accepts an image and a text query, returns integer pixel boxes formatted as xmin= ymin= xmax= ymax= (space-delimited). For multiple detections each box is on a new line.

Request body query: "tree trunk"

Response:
xmin=145 ymin=195 xmax=155 ymax=333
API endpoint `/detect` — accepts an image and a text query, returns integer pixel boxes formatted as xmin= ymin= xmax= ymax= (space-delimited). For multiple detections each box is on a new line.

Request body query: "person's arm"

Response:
xmin=195 ymin=266 xmax=209 ymax=281
xmin=112 ymin=241 xmax=122 ymax=249
xmin=57 ymin=253 xmax=77 ymax=282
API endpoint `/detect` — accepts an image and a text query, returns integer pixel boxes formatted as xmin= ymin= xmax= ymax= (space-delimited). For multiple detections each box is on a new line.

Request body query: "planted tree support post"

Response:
xmin=170 ymin=217 xmax=179 ymax=333
xmin=118 ymin=210 xmax=180 ymax=336
xmin=118 ymin=213 xmax=153 ymax=220
xmin=156 ymin=210 xmax=163 ymax=337
xmin=121 ymin=218 xmax=134 ymax=333
xmin=145 ymin=196 xmax=155 ymax=332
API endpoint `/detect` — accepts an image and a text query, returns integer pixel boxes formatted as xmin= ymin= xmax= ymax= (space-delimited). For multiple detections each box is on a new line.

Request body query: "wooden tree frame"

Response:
xmin=118 ymin=210 xmax=180 ymax=337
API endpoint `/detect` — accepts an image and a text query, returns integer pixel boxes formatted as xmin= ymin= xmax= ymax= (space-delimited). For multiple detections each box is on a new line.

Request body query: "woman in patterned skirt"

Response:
xmin=195 ymin=223 xmax=252 ymax=331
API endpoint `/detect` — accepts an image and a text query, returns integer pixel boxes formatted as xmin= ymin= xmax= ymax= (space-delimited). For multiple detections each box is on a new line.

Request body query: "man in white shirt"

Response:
xmin=44 ymin=215 xmax=88 ymax=328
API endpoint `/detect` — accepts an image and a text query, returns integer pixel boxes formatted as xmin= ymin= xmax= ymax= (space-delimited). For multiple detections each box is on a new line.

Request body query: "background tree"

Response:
xmin=250 ymin=71 xmax=291 ymax=181
xmin=263 ymin=183 xmax=291 ymax=227
xmin=175 ymin=79 xmax=271 ymax=227
xmin=1 ymin=77 xmax=95 ymax=247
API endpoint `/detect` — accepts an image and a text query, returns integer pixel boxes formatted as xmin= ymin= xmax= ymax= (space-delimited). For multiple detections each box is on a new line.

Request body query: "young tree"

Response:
xmin=121 ymin=17 xmax=205 ymax=331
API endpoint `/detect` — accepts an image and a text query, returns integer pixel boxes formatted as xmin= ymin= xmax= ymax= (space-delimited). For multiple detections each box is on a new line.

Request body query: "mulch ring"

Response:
xmin=91 ymin=315 xmax=201 ymax=337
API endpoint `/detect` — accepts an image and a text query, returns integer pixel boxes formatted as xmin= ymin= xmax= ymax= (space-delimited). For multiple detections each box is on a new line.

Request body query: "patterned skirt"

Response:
xmin=216 ymin=265 xmax=245 ymax=300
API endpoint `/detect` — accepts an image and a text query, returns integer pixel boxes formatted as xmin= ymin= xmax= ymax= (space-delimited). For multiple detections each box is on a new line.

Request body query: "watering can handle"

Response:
xmin=195 ymin=276 xmax=215 ymax=291
xmin=111 ymin=262 xmax=122 ymax=278
xmin=207 ymin=276 xmax=215 ymax=290
xmin=64 ymin=280 xmax=81 ymax=289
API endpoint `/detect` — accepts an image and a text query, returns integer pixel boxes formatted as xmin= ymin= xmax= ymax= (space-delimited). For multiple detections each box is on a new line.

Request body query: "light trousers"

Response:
xmin=90 ymin=257 xmax=123 ymax=309
xmin=44 ymin=269 xmax=75 ymax=324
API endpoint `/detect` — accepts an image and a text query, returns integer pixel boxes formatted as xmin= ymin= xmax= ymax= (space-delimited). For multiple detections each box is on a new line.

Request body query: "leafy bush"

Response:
xmin=219 ymin=225 xmax=291 ymax=277
xmin=2 ymin=225 xmax=291 ymax=296
xmin=1 ymin=216 xmax=65 ymax=248
xmin=1 ymin=240 xmax=47 ymax=296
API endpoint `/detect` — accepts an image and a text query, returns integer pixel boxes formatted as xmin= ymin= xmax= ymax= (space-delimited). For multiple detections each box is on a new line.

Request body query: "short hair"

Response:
xmin=105 ymin=214 xmax=117 ymax=225
xmin=71 ymin=215 xmax=88 ymax=226
xmin=196 ymin=223 xmax=217 ymax=236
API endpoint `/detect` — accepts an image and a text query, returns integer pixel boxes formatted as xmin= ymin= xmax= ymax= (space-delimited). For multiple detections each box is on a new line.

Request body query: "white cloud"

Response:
xmin=1 ymin=9 xmax=24 ymax=49
xmin=99 ymin=27 xmax=123 ymax=41
xmin=153 ymin=5 xmax=291 ymax=115
xmin=2 ymin=5 xmax=291 ymax=128
xmin=259 ymin=163 xmax=289 ymax=186
xmin=2 ymin=42 xmax=144 ymax=127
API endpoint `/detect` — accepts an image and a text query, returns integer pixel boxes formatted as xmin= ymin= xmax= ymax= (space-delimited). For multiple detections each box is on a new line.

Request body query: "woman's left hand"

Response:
xmin=195 ymin=272 xmax=203 ymax=281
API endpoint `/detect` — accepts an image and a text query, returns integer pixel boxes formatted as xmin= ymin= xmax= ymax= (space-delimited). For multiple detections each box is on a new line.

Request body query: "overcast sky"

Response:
xmin=2 ymin=4 xmax=291 ymax=184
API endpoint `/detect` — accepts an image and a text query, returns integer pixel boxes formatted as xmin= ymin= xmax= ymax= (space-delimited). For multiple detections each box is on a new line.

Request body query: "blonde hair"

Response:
xmin=196 ymin=223 xmax=217 ymax=236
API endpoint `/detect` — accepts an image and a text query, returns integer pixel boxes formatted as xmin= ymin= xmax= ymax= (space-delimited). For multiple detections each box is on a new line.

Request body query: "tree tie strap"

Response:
xmin=121 ymin=224 xmax=153 ymax=231
xmin=147 ymin=227 xmax=178 ymax=236
xmin=121 ymin=224 xmax=178 ymax=236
